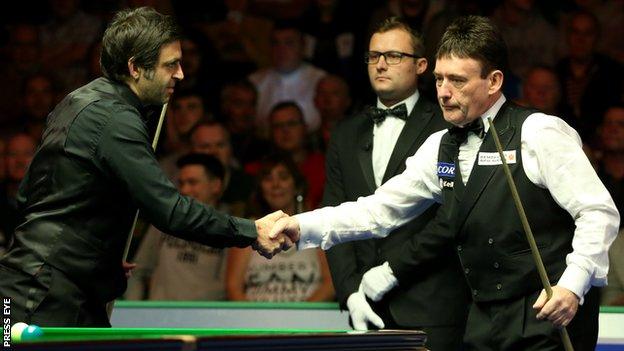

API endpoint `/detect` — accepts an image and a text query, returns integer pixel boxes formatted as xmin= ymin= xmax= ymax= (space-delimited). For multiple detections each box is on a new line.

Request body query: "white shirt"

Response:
xmin=372 ymin=91 xmax=419 ymax=186
xmin=249 ymin=63 xmax=326 ymax=133
xmin=297 ymin=95 xmax=620 ymax=299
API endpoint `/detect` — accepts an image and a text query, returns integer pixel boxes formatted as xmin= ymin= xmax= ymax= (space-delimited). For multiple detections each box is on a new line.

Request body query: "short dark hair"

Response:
xmin=373 ymin=17 xmax=425 ymax=57
xmin=101 ymin=7 xmax=181 ymax=82
xmin=269 ymin=101 xmax=304 ymax=123
xmin=436 ymin=16 xmax=508 ymax=78
xmin=171 ymin=88 xmax=205 ymax=105
xmin=220 ymin=79 xmax=257 ymax=105
xmin=190 ymin=121 xmax=231 ymax=144
xmin=568 ymin=10 xmax=600 ymax=34
xmin=176 ymin=153 xmax=225 ymax=181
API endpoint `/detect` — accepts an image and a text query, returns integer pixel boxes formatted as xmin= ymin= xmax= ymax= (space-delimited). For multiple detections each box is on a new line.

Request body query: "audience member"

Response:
xmin=517 ymin=65 xmax=575 ymax=128
xmin=368 ymin=0 xmax=443 ymax=40
xmin=165 ymin=89 xmax=209 ymax=156
xmin=203 ymin=0 xmax=273 ymax=70
xmin=300 ymin=0 xmax=357 ymax=81
xmin=0 ymin=24 xmax=42 ymax=124
xmin=490 ymin=0 xmax=560 ymax=82
xmin=313 ymin=74 xmax=352 ymax=150
xmin=190 ymin=122 xmax=254 ymax=216
xmin=249 ymin=21 xmax=326 ymax=135
xmin=220 ymin=79 xmax=270 ymax=164
xmin=0 ymin=133 xmax=36 ymax=256
xmin=555 ymin=10 xmax=624 ymax=142
xmin=39 ymin=0 xmax=103 ymax=93
xmin=226 ymin=153 xmax=334 ymax=302
xmin=174 ymin=32 xmax=223 ymax=114
xmin=126 ymin=154 xmax=229 ymax=300
xmin=16 ymin=73 xmax=58 ymax=142
xmin=245 ymin=102 xmax=325 ymax=209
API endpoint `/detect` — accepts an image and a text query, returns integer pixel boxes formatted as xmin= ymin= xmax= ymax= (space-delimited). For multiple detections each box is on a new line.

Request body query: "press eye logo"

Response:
xmin=437 ymin=162 xmax=455 ymax=178
xmin=2 ymin=298 xmax=9 ymax=349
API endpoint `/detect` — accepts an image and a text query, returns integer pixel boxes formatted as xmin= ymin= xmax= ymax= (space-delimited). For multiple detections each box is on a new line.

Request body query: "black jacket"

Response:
xmin=0 ymin=77 xmax=257 ymax=303
xmin=324 ymin=97 xmax=469 ymax=327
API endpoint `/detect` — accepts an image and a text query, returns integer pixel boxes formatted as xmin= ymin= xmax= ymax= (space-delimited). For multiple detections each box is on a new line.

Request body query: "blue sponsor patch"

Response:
xmin=437 ymin=162 xmax=455 ymax=178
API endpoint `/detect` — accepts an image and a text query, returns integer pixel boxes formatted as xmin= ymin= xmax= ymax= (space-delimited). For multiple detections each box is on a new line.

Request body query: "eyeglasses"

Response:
xmin=364 ymin=51 xmax=420 ymax=65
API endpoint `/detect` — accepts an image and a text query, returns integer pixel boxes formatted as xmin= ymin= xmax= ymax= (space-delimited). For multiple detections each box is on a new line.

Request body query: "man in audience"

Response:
xmin=126 ymin=154 xmax=229 ymax=301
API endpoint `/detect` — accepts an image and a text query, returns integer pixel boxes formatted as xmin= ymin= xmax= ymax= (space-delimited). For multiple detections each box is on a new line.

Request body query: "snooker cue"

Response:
xmin=487 ymin=118 xmax=574 ymax=351
xmin=106 ymin=102 xmax=169 ymax=318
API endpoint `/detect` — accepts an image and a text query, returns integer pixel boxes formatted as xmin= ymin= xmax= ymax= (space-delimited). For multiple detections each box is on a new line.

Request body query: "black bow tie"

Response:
xmin=369 ymin=104 xmax=408 ymax=124
xmin=448 ymin=118 xmax=486 ymax=145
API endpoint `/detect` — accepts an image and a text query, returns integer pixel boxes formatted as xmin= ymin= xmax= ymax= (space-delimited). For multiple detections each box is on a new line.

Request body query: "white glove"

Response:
xmin=346 ymin=289 xmax=385 ymax=331
xmin=360 ymin=261 xmax=399 ymax=302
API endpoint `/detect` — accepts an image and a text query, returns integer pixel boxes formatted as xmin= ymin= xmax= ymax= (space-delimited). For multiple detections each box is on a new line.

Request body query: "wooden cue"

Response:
xmin=106 ymin=102 xmax=169 ymax=318
xmin=487 ymin=118 xmax=574 ymax=351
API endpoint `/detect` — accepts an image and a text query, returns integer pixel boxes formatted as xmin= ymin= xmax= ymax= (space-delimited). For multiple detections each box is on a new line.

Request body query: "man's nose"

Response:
xmin=174 ymin=63 xmax=184 ymax=80
xmin=437 ymin=80 xmax=452 ymax=99
xmin=376 ymin=55 xmax=388 ymax=71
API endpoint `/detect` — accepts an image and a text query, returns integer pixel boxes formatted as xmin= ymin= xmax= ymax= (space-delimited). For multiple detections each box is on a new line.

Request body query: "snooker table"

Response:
xmin=11 ymin=328 xmax=428 ymax=350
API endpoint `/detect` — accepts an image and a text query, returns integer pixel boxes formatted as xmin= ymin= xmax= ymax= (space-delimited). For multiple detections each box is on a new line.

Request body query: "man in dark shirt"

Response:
xmin=0 ymin=6 xmax=290 ymax=327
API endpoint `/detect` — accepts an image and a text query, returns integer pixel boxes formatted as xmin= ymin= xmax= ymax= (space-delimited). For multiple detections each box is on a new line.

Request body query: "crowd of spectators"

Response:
xmin=0 ymin=0 xmax=622 ymax=304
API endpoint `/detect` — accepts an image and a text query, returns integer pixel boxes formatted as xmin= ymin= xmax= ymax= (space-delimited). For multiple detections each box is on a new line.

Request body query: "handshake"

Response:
xmin=252 ymin=210 xmax=302 ymax=259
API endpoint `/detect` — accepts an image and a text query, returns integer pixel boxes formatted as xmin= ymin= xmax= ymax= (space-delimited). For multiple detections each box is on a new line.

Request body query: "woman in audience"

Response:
xmin=226 ymin=153 xmax=334 ymax=302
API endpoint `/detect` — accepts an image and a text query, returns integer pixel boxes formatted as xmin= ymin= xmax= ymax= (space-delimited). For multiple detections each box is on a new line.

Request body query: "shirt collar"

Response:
xmin=480 ymin=94 xmax=506 ymax=133
xmin=104 ymin=77 xmax=162 ymax=120
xmin=376 ymin=89 xmax=420 ymax=117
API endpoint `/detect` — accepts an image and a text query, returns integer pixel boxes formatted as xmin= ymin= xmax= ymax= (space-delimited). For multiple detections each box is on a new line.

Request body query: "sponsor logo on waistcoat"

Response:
xmin=437 ymin=162 xmax=455 ymax=188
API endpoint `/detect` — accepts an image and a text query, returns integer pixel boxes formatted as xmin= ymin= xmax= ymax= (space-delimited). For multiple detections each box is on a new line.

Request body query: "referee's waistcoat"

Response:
xmin=437 ymin=102 xmax=575 ymax=302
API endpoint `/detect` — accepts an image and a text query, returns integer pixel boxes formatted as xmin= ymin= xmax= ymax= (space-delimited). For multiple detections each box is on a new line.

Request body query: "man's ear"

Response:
xmin=127 ymin=57 xmax=140 ymax=81
xmin=415 ymin=57 xmax=428 ymax=75
xmin=488 ymin=70 xmax=504 ymax=95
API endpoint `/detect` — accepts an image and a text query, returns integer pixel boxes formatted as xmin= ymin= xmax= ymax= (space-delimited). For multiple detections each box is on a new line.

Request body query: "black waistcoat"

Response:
xmin=437 ymin=102 xmax=575 ymax=302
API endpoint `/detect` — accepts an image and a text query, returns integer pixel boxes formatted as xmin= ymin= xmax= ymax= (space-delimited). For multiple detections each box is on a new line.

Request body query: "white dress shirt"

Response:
xmin=297 ymin=95 xmax=620 ymax=299
xmin=372 ymin=90 xmax=420 ymax=186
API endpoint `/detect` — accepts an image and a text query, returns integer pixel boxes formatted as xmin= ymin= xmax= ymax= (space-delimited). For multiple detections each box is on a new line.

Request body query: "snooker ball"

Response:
xmin=11 ymin=322 xmax=28 ymax=342
xmin=11 ymin=323 xmax=43 ymax=342
xmin=22 ymin=324 xmax=44 ymax=340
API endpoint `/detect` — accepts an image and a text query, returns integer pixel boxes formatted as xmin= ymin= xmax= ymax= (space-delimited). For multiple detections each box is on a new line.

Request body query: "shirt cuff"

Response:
xmin=556 ymin=264 xmax=591 ymax=305
xmin=231 ymin=217 xmax=258 ymax=240
xmin=295 ymin=212 xmax=323 ymax=250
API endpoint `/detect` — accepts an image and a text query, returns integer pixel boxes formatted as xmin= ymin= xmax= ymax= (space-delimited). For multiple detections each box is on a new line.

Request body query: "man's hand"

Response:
xmin=533 ymin=285 xmax=580 ymax=328
xmin=253 ymin=210 xmax=293 ymax=259
xmin=360 ymin=262 xmax=399 ymax=301
xmin=269 ymin=216 xmax=302 ymax=245
xmin=346 ymin=290 xmax=385 ymax=331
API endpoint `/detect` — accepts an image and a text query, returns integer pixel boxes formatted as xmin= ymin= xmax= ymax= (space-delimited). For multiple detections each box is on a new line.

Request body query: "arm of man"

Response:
xmin=522 ymin=114 xmax=620 ymax=327
xmin=95 ymin=105 xmax=285 ymax=251
xmin=272 ymin=131 xmax=446 ymax=250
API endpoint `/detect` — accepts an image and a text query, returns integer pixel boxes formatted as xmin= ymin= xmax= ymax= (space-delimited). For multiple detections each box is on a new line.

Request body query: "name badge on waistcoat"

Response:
xmin=437 ymin=162 xmax=455 ymax=188
xmin=478 ymin=150 xmax=517 ymax=166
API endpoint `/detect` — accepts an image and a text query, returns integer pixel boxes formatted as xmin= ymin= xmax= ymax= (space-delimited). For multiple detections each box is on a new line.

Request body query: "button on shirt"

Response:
xmin=296 ymin=94 xmax=620 ymax=300
xmin=372 ymin=91 xmax=419 ymax=186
